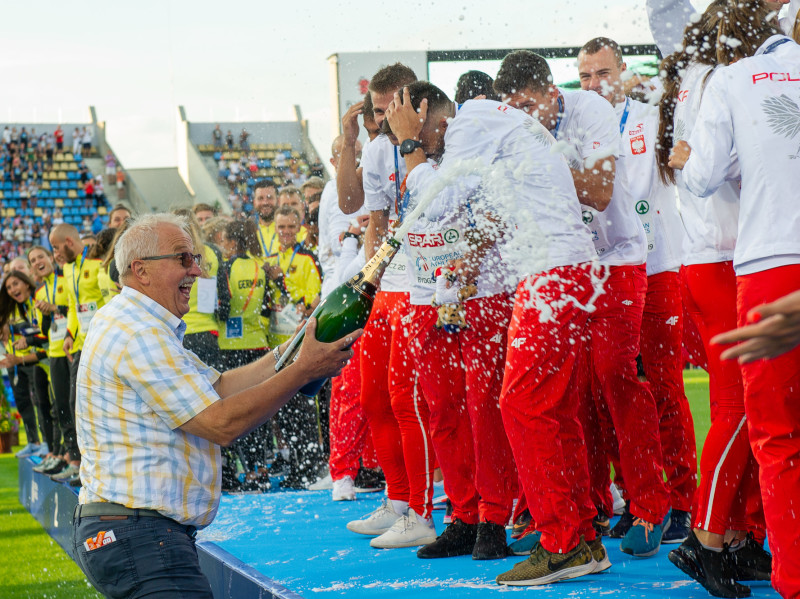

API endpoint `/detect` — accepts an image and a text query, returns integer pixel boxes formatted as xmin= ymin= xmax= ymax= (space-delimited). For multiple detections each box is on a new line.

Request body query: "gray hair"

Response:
xmin=115 ymin=213 xmax=191 ymax=282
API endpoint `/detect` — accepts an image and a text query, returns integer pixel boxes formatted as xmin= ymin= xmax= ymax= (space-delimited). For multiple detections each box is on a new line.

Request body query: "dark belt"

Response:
xmin=74 ymin=502 xmax=164 ymax=520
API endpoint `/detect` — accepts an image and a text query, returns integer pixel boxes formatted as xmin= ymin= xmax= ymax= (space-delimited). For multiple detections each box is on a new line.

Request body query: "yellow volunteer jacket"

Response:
xmin=217 ymin=255 xmax=268 ymax=351
xmin=264 ymin=243 xmax=321 ymax=347
xmin=63 ymin=251 xmax=106 ymax=353
xmin=185 ymin=244 xmax=221 ymax=336
xmin=34 ymin=270 xmax=70 ymax=359
xmin=97 ymin=265 xmax=121 ymax=304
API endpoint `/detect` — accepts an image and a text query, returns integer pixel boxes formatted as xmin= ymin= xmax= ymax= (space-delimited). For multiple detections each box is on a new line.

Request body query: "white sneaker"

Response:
xmin=332 ymin=476 xmax=356 ymax=501
xmin=36 ymin=443 xmax=49 ymax=457
xmin=15 ymin=443 xmax=40 ymax=458
xmin=347 ymin=498 xmax=403 ymax=536
xmin=610 ymin=483 xmax=625 ymax=516
xmin=308 ymin=473 xmax=333 ymax=491
xmin=369 ymin=508 xmax=436 ymax=549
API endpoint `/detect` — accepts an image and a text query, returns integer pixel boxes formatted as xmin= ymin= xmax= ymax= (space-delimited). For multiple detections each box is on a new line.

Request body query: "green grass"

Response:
xmin=0 ymin=370 xmax=712 ymax=599
xmin=0 ymin=446 xmax=101 ymax=599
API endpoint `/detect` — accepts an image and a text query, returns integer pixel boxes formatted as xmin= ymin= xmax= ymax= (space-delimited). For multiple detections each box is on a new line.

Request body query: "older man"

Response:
xmin=72 ymin=213 xmax=358 ymax=598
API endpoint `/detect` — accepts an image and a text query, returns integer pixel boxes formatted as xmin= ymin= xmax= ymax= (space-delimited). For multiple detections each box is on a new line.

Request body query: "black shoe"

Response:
xmin=731 ymin=533 xmax=771 ymax=581
xmin=280 ymin=472 xmax=309 ymax=490
xmin=663 ymin=509 xmax=691 ymax=544
xmin=41 ymin=458 xmax=68 ymax=475
xmin=269 ymin=453 xmax=290 ymax=477
xmin=353 ymin=467 xmax=385 ymax=493
xmin=472 ymin=522 xmax=508 ymax=560
xmin=67 ymin=473 xmax=82 ymax=487
xmin=511 ymin=508 xmax=531 ymax=539
xmin=668 ymin=531 xmax=751 ymax=598
xmin=417 ymin=518 xmax=477 ymax=559
xmin=593 ymin=506 xmax=611 ymax=537
xmin=609 ymin=501 xmax=634 ymax=538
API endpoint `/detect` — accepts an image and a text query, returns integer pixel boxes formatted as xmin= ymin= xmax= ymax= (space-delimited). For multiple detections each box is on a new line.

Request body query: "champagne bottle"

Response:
xmin=274 ymin=238 xmax=401 ymax=397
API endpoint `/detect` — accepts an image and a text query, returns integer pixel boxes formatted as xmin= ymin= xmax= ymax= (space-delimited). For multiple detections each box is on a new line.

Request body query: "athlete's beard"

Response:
xmin=63 ymin=245 xmax=77 ymax=263
xmin=258 ymin=204 xmax=275 ymax=223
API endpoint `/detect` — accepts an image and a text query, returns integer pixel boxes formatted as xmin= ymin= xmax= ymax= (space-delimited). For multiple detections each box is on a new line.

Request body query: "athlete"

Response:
xmin=669 ymin=5 xmax=800 ymax=595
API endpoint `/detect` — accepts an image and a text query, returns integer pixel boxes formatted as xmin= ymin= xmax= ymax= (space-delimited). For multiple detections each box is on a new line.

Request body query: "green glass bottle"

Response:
xmin=274 ymin=237 xmax=401 ymax=396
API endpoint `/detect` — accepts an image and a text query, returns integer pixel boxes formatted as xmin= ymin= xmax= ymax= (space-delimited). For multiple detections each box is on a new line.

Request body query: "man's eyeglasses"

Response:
xmin=137 ymin=252 xmax=202 ymax=269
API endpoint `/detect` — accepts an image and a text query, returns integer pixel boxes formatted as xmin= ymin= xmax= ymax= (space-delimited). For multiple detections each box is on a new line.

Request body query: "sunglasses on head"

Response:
xmin=137 ymin=252 xmax=202 ymax=269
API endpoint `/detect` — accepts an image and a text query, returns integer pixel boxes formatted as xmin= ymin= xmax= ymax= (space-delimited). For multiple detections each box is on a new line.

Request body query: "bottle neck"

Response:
xmin=346 ymin=238 xmax=400 ymax=297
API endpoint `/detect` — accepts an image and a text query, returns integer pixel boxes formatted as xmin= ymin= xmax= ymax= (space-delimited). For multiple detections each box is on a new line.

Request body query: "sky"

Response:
xmin=0 ymin=0 xmax=715 ymax=171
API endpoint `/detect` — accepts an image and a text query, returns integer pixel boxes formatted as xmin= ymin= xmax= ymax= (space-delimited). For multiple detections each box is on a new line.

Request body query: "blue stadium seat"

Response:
xmin=67 ymin=172 xmax=76 ymax=180
xmin=213 ymin=152 xmax=222 ymax=161
xmin=74 ymin=154 xmax=82 ymax=162
xmin=78 ymin=190 xmax=86 ymax=198
xmin=2 ymin=182 xmax=11 ymax=190
xmin=69 ymin=181 xmax=78 ymax=189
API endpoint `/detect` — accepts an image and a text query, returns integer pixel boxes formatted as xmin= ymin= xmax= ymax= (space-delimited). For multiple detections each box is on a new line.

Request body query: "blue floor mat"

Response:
xmin=199 ymin=485 xmax=778 ymax=598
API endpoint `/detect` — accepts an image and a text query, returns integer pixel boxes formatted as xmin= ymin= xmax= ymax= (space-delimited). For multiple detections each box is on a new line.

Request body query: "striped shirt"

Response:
xmin=76 ymin=286 xmax=222 ymax=528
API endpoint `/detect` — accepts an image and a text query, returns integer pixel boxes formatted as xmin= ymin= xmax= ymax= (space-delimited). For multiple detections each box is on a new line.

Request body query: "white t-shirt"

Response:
xmin=556 ymin=89 xmax=647 ymax=266
xmin=683 ymin=36 xmax=800 ymax=276
xmin=404 ymin=99 xmax=595 ymax=293
xmin=674 ymin=62 xmax=739 ymax=265
xmin=617 ymin=98 xmax=684 ymax=275
xmin=360 ymin=134 xmax=410 ymax=293
xmin=318 ymin=177 xmax=367 ymax=298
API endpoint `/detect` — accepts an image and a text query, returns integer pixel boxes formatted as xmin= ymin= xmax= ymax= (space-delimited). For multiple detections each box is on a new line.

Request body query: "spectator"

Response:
xmin=104 ymin=151 xmax=116 ymax=184
xmin=82 ymin=127 xmax=92 ymax=154
xmin=115 ymin=167 xmax=126 ymax=199
xmin=72 ymin=128 xmax=82 ymax=155
xmin=54 ymin=125 xmax=64 ymax=150
xmin=193 ymin=203 xmax=217 ymax=226
xmin=212 ymin=124 xmax=223 ymax=150
xmin=301 ymin=176 xmax=325 ymax=206
xmin=225 ymin=130 xmax=234 ymax=150
xmin=240 ymin=128 xmax=250 ymax=152
xmin=107 ymin=204 xmax=132 ymax=228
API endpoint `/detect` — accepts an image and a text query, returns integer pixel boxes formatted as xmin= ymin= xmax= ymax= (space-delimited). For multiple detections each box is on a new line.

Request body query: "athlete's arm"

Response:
xmin=571 ymin=157 xmax=615 ymax=212
xmin=364 ymin=209 xmax=389 ymax=261
xmin=338 ymin=102 xmax=365 ymax=214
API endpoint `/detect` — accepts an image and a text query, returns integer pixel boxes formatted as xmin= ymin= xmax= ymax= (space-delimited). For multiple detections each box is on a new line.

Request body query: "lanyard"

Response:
xmin=397 ymin=176 xmax=412 ymax=222
xmin=764 ymin=38 xmax=790 ymax=54
xmin=283 ymin=243 xmax=301 ymax=273
xmin=552 ymin=95 xmax=565 ymax=140
xmin=26 ymin=297 xmax=37 ymax=326
xmin=44 ymin=271 xmax=57 ymax=304
xmin=393 ymin=146 xmax=404 ymax=222
xmin=226 ymin=258 xmax=261 ymax=314
xmin=619 ymin=98 xmax=631 ymax=136
xmin=72 ymin=246 xmax=88 ymax=305
xmin=256 ymin=216 xmax=277 ymax=255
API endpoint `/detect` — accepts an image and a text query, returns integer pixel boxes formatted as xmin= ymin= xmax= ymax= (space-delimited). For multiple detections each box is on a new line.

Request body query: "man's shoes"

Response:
xmin=663 ymin=509 xmax=691 ymax=544
xmin=269 ymin=453 xmax=290 ymax=477
xmin=731 ymin=533 xmax=771 ymax=581
xmin=332 ymin=476 xmax=356 ymax=501
xmin=68 ymin=473 xmax=82 ymax=487
xmin=609 ymin=501 xmax=634 ymax=538
xmin=370 ymin=509 xmax=436 ymax=549
xmin=496 ymin=536 xmax=595 ymax=586
xmin=593 ymin=506 xmax=611 ymax=537
xmin=620 ymin=509 xmax=671 ymax=557
xmin=353 ymin=467 xmax=385 ymax=493
xmin=668 ymin=531 xmax=751 ymax=598
xmin=611 ymin=483 xmax=626 ymax=515
xmin=417 ymin=518 xmax=477 ymax=558
xmin=50 ymin=463 xmax=80 ymax=483
xmin=511 ymin=508 xmax=532 ymax=539
xmin=443 ymin=499 xmax=453 ymax=525
xmin=308 ymin=473 xmax=333 ymax=491
xmin=36 ymin=443 xmax=50 ymax=457
xmin=589 ymin=536 xmax=612 ymax=573
xmin=347 ymin=499 xmax=402 ymax=536
xmin=34 ymin=456 xmax=62 ymax=473
xmin=508 ymin=530 xmax=541 ymax=555
xmin=472 ymin=522 xmax=508 ymax=560
xmin=15 ymin=443 xmax=41 ymax=458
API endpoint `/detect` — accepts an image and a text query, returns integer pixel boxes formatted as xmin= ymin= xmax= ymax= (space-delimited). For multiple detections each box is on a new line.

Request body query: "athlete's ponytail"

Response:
xmin=656 ymin=0 xmax=726 ymax=185
xmin=716 ymin=0 xmax=780 ymax=65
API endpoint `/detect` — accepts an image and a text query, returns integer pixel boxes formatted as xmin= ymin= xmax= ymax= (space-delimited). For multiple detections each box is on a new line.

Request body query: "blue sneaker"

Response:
xmin=508 ymin=530 xmax=542 ymax=555
xmin=620 ymin=509 xmax=671 ymax=557
xmin=662 ymin=508 xmax=691 ymax=544
xmin=15 ymin=443 xmax=41 ymax=458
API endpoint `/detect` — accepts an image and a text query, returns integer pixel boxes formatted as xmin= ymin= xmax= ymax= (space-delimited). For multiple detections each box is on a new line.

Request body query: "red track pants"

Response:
xmin=737 ymin=264 xmax=800 ymax=599
xmin=577 ymin=264 xmax=670 ymax=524
xmin=500 ymin=265 xmax=598 ymax=553
xmin=641 ymin=271 xmax=697 ymax=513
xmin=683 ymin=262 xmax=763 ymax=536
xmin=329 ymin=340 xmax=378 ymax=481
xmin=408 ymin=294 xmax=518 ymax=526
xmin=359 ymin=291 xmax=435 ymax=518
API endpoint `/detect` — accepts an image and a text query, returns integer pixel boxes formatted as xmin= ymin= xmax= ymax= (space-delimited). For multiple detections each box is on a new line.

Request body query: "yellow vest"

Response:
xmin=97 ymin=265 xmax=120 ymax=304
xmin=264 ymin=244 xmax=321 ymax=347
xmin=184 ymin=244 xmax=221 ymax=335
xmin=217 ymin=256 xmax=268 ymax=351
xmin=63 ymin=251 xmax=106 ymax=353
xmin=256 ymin=221 xmax=307 ymax=257
xmin=34 ymin=270 xmax=70 ymax=359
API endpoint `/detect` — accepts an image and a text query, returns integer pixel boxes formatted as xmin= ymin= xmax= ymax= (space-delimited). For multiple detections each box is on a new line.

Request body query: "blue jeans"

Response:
xmin=73 ymin=511 xmax=213 ymax=598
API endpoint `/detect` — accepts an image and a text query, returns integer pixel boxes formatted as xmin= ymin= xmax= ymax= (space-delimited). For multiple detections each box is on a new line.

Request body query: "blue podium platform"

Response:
xmin=20 ymin=459 xmax=779 ymax=598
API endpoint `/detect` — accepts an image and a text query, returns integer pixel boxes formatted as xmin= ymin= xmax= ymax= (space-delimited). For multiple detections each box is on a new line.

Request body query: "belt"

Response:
xmin=74 ymin=502 xmax=164 ymax=520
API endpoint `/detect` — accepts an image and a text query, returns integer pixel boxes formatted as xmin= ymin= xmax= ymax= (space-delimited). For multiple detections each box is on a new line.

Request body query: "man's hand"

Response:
xmin=669 ymin=140 xmax=691 ymax=170
xmin=35 ymin=300 xmax=56 ymax=315
xmin=265 ymin=264 xmax=283 ymax=281
xmin=386 ymin=87 xmax=427 ymax=142
xmin=448 ymin=257 xmax=481 ymax=287
xmin=63 ymin=337 xmax=74 ymax=361
xmin=294 ymin=317 xmax=362 ymax=381
xmin=342 ymin=101 xmax=363 ymax=144
xmin=713 ymin=290 xmax=800 ymax=363
xmin=13 ymin=337 xmax=28 ymax=351
xmin=0 ymin=354 xmax=22 ymax=369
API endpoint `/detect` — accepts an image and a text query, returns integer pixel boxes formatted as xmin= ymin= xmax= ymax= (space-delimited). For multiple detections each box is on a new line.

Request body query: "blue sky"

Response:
xmin=0 ymin=0 xmax=714 ymax=169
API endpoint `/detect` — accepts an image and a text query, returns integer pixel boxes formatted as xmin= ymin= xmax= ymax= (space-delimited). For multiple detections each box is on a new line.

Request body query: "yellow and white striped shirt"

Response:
xmin=76 ymin=286 xmax=222 ymax=528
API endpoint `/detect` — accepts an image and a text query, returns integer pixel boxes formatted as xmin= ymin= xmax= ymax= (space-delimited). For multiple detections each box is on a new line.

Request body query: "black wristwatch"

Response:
xmin=399 ymin=138 xmax=423 ymax=157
